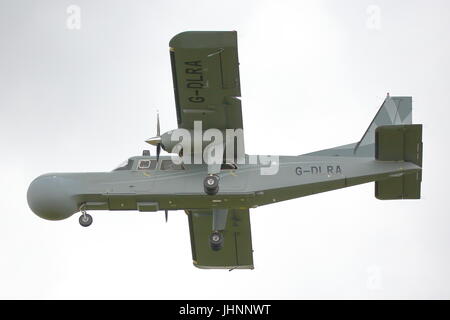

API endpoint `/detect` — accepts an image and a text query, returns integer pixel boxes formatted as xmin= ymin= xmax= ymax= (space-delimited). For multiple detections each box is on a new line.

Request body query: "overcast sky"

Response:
xmin=1 ymin=0 xmax=449 ymax=299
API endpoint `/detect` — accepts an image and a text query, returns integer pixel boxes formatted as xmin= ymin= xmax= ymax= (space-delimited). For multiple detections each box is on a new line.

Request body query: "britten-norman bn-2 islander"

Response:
xmin=27 ymin=31 xmax=423 ymax=270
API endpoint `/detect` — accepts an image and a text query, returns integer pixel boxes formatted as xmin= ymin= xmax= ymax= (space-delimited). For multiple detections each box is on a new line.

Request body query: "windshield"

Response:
xmin=113 ymin=159 xmax=133 ymax=171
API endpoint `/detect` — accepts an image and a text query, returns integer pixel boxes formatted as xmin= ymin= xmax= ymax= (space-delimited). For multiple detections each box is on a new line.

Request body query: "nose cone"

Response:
xmin=27 ymin=174 xmax=79 ymax=221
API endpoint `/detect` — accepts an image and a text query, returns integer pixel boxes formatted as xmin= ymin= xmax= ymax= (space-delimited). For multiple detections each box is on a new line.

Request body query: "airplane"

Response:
xmin=27 ymin=31 xmax=423 ymax=270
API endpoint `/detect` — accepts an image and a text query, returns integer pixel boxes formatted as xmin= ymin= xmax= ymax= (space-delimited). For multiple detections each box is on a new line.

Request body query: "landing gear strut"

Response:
xmin=79 ymin=206 xmax=93 ymax=227
xmin=209 ymin=231 xmax=224 ymax=251
xmin=204 ymin=175 xmax=219 ymax=195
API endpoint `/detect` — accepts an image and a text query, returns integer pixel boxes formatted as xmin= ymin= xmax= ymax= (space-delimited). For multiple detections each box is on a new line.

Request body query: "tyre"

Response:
xmin=204 ymin=175 xmax=219 ymax=195
xmin=79 ymin=213 xmax=93 ymax=227
xmin=209 ymin=231 xmax=224 ymax=251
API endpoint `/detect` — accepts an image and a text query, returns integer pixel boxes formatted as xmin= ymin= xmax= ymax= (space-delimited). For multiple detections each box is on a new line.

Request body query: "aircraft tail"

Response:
xmin=304 ymin=95 xmax=414 ymax=158
xmin=353 ymin=95 xmax=413 ymax=156
xmin=303 ymin=94 xmax=423 ymax=199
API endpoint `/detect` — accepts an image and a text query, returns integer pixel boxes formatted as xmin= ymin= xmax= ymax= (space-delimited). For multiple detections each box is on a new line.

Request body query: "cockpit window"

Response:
xmin=160 ymin=160 xmax=184 ymax=170
xmin=138 ymin=159 xmax=157 ymax=170
xmin=113 ymin=159 xmax=133 ymax=171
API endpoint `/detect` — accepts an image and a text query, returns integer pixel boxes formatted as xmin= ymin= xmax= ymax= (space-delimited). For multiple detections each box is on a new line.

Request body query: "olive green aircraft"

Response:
xmin=27 ymin=31 xmax=423 ymax=270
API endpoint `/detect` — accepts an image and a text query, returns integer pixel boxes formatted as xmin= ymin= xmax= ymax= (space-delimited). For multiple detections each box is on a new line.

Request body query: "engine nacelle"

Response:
xmin=159 ymin=128 xmax=244 ymax=161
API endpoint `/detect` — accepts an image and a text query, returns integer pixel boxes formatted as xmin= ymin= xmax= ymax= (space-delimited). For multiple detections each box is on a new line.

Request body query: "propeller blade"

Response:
xmin=145 ymin=112 xmax=163 ymax=159
xmin=156 ymin=143 xmax=161 ymax=162
xmin=157 ymin=112 xmax=160 ymax=136
xmin=165 ymin=210 xmax=168 ymax=223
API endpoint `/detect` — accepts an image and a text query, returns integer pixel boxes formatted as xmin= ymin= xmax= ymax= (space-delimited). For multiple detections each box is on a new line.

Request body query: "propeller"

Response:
xmin=146 ymin=112 xmax=162 ymax=161
xmin=165 ymin=209 xmax=168 ymax=223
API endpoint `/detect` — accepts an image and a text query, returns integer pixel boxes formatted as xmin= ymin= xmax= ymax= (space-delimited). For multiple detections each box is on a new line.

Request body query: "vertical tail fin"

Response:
xmin=303 ymin=95 xmax=415 ymax=158
xmin=354 ymin=95 xmax=412 ymax=156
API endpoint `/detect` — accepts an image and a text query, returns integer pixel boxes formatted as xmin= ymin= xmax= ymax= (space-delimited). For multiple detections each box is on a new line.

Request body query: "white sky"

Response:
xmin=1 ymin=0 xmax=449 ymax=299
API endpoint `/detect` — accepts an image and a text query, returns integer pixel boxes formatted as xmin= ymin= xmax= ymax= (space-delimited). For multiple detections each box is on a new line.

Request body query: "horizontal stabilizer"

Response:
xmin=376 ymin=172 xmax=422 ymax=200
xmin=375 ymin=124 xmax=423 ymax=166
xmin=375 ymin=124 xmax=423 ymax=200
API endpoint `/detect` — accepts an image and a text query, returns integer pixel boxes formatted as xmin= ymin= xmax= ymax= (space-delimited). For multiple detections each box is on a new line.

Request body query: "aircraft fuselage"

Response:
xmin=27 ymin=154 xmax=420 ymax=221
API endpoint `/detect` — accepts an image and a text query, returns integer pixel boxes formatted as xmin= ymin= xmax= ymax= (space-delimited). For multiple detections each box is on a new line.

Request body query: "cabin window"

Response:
xmin=137 ymin=160 xmax=157 ymax=170
xmin=160 ymin=160 xmax=184 ymax=170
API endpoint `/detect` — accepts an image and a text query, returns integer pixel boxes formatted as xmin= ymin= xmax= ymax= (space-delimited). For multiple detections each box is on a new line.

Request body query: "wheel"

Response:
xmin=204 ymin=175 xmax=219 ymax=195
xmin=79 ymin=213 xmax=93 ymax=227
xmin=209 ymin=231 xmax=224 ymax=251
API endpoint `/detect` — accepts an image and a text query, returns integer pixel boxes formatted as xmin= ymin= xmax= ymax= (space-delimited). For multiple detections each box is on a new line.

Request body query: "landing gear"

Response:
xmin=79 ymin=206 xmax=93 ymax=227
xmin=209 ymin=231 xmax=224 ymax=251
xmin=204 ymin=175 xmax=219 ymax=195
xmin=79 ymin=213 xmax=92 ymax=227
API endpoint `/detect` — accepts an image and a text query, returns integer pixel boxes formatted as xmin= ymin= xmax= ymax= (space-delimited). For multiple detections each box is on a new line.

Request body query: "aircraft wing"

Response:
xmin=169 ymin=31 xmax=243 ymax=131
xmin=186 ymin=208 xmax=254 ymax=269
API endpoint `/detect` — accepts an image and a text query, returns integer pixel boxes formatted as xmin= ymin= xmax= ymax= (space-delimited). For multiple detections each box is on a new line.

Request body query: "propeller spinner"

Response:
xmin=146 ymin=113 xmax=162 ymax=161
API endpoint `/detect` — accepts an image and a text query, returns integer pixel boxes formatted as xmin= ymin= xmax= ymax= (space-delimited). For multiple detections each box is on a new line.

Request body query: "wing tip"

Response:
xmin=169 ymin=31 xmax=238 ymax=49
xmin=192 ymin=262 xmax=254 ymax=270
